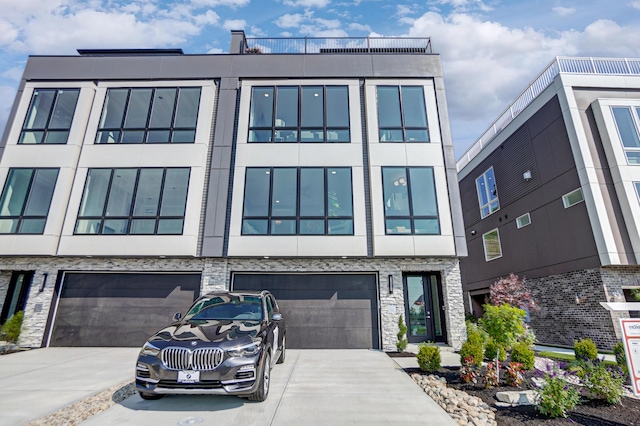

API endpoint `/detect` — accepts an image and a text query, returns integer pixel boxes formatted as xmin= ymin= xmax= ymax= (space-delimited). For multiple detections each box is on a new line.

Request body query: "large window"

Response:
xmin=96 ymin=87 xmax=201 ymax=144
xmin=382 ymin=167 xmax=439 ymax=235
xmin=476 ymin=167 xmax=499 ymax=218
xmin=377 ymin=86 xmax=429 ymax=142
xmin=0 ymin=168 xmax=59 ymax=234
xmin=482 ymin=229 xmax=502 ymax=261
xmin=248 ymin=86 xmax=350 ymax=143
xmin=612 ymin=106 xmax=640 ymax=164
xmin=636 ymin=182 xmax=640 ymax=201
xmin=242 ymin=167 xmax=353 ymax=235
xmin=20 ymin=89 xmax=80 ymax=144
xmin=75 ymin=168 xmax=190 ymax=235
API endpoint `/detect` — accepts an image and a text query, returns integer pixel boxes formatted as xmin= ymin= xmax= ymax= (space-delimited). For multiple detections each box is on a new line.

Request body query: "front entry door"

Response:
xmin=404 ymin=273 xmax=446 ymax=343
xmin=1 ymin=272 xmax=33 ymax=324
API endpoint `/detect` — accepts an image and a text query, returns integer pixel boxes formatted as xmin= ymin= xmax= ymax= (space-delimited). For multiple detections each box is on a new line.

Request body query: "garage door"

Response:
xmin=232 ymin=274 xmax=379 ymax=349
xmin=48 ymin=273 xmax=201 ymax=347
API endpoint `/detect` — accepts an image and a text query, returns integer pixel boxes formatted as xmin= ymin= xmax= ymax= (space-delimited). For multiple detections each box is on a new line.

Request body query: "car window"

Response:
xmin=265 ymin=295 xmax=274 ymax=318
xmin=185 ymin=295 xmax=263 ymax=321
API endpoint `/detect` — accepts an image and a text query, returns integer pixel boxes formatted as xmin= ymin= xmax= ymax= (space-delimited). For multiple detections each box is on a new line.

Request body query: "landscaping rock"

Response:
xmin=495 ymin=390 xmax=538 ymax=406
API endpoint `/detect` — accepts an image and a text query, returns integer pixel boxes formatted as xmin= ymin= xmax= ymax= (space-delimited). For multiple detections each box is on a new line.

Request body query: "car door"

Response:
xmin=265 ymin=294 xmax=283 ymax=359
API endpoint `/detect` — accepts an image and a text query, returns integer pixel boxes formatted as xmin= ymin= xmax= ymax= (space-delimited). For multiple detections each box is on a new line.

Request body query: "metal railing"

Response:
xmin=244 ymin=37 xmax=432 ymax=54
xmin=456 ymin=56 xmax=640 ymax=171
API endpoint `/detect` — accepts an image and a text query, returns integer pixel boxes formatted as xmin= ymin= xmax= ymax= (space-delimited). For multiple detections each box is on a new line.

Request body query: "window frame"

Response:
xmin=74 ymin=167 xmax=191 ymax=235
xmin=562 ymin=188 xmax=584 ymax=208
xmin=516 ymin=213 xmax=531 ymax=229
xmin=376 ymin=85 xmax=429 ymax=143
xmin=635 ymin=182 xmax=640 ymax=202
xmin=241 ymin=167 xmax=354 ymax=235
xmin=95 ymin=87 xmax=202 ymax=144
xmin=381 ymin=166 xmax=440 ymax=235
xmin=247 ymin=85 xmax=350 ymax=143
xmin=0 ymin=168 xmax=59 ymax=234
xmin=611 ymin=106 xmax=640 ymax=165
xmin=19 ymin=88 xmax=80 ymax=145
xmin=482 ymin=228 xmax=502 ymax=261
xmin=476 ymin=166 xmax=500 ymax=219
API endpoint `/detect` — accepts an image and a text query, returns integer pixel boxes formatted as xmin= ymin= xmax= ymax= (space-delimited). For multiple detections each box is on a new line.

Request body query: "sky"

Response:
xmin=1 ymin=0 xmax=640 ymax=159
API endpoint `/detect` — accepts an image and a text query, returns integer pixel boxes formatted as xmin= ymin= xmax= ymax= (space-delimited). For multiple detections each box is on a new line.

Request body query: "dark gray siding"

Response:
xmin=460 ymin=96 xmax=600 ymax=291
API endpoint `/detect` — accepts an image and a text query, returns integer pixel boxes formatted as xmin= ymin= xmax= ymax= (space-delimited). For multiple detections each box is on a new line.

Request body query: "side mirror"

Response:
xmin=271 ymin=313 xmax=283 ymax=322
xmin=173 ymin=312 xmax=182 ymax=321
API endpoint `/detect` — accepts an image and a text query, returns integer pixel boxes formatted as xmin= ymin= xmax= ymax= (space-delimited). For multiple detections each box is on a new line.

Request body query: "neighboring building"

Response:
xmin=457 ymin=57 xmax=640 ymax=350
xmin=0 ymin=31 xmax=467 ymax=351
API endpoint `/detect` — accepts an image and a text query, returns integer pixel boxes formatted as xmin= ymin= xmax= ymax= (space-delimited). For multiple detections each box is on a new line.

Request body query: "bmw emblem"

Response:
xmin=191 ymin=341 xmax=198 ymax=346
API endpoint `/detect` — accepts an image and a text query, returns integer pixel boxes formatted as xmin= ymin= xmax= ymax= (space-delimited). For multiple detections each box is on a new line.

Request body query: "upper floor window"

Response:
xmin=562 ymin=188 xmax=584 ymax=208
xmin=482 ymin=228 xmax=502 ymax=261
xmin=0 ymin=168 xmax=59 ymax=234
xmin=636 ymin=182 xmax=640 ymax=201
xmin=248 ymin=86 xmax=350 ymax=143
xmin=476 ymin=167 xmax=499 ymax=218
xmin=96 ymin=87 xmax=201 ymax=144
xmin=382 ymin=167 xmax=439 ymax=235
xmin=612 ymin=106 xmax=640 ymax=165
xmin=377 ymin=86 xmax=428 ymax=142
xmin=516 ymin=213 xmax=531 ymax=229
xmin=20 ymin=89 xmax=80 ymax=144
xmin=242 ymin=167 xmax=353 ymax=235
xmin=75 ymin=167 xmax=190 ymax=235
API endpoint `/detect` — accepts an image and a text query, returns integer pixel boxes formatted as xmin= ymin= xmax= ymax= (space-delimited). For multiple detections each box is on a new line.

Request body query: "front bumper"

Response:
xmin=135 ymin=352 xmax=262 ymax=396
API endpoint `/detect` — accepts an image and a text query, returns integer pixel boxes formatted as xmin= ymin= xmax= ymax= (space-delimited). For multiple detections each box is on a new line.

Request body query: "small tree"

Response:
xmin=481 ymin=303 xmax=526 ymax=382
xmin=490 ymin=273 xmax=538 ymax=312
xmin=396 ymin=315 xmax=408 ymax=352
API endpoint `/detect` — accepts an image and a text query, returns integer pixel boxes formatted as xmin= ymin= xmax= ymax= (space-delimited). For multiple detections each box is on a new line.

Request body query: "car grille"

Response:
xmin=157 ymin=379 xmax=222 ymax=389
xmin=161 ymin=347 xmax=224 ymax=371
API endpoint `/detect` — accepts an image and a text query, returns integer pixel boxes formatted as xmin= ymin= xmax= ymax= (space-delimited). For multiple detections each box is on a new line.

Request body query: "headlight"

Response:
xmin=227 ymin=341 xmax=261 ymax=357
xmin=140 ymin=342 xmax=161 ymax=357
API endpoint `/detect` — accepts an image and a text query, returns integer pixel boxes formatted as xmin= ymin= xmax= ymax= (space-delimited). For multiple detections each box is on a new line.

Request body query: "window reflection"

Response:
xmin=20 ymin=89 xmax=80 ymax=144
xmin=377 ymin=86 xmax=429 ymax=142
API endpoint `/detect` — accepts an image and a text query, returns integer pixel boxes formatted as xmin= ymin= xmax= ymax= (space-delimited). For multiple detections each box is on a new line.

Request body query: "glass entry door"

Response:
xmin=403 ymin=273 xmax=446 ymax=343
xmin=0 ymin=272 xmax=33 ymax=324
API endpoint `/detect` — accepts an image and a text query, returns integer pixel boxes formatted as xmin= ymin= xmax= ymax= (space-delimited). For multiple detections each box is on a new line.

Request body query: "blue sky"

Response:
xmin=1 ymin=0 xmax=640 ymax=158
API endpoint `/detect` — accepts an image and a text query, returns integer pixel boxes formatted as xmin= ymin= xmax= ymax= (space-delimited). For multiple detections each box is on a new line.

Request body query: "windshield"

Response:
xmin=185 ymin=295 xmax=264 ymax=321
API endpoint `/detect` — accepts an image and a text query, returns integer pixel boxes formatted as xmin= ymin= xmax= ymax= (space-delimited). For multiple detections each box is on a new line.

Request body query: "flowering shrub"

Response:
xmin=460 ymin=356 xmax=479 ymax=384
xmin=533 ymin=363 xmax=581 ymax=418
xmin=578 ymin=360 xmax=625 ymax=404
xmin=505 ymin=362 xmax=525 ymax=387
xmin=484 ymin=362 xmax=499 ymax=388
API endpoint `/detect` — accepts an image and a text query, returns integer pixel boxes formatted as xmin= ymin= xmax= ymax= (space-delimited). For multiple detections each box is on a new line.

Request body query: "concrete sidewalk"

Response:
xmin=83 ymin=350 xmax=456 ymax=425
xmin=0 ymin=347 xmax=139 ymax=425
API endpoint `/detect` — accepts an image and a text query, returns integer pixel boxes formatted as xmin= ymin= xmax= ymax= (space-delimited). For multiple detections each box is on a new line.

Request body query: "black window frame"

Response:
xmin=376 ymin=85 xmax=429 ymax=143
xmin=19 ymin=88 xmax=80 ymax=145
xmin=248 ymin=85 xmax=350 ymax=143
xmin=241 ymin=167 xmax=355 ymax=235
xmin=74 ymin=167 xmax=190 ymax=235
xmin=382 ymin=166 xmax=440 ymax=235
xmin=0 ymin=167 xmax=60 ymax=234
xmin=95 ymin=87 xmax=202 ymax=144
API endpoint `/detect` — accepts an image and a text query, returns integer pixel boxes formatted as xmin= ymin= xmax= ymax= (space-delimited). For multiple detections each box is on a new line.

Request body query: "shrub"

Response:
xmin=466 ymin=320 xmax=487 ymax=347
xmin=484 ymin=338 xmax=506 ymax=362
xmin=511 ymin=341 xmax=535 ymax=370
xmin=578 ymin=361 xmax=625 ymax=404
xmin=1 ymin=311 xmax=24 ymax=345
xmin=481 ymin=303 xmax=526 ymax=353
xmin=460 ymin=356 xmax=479 ymax=384
xmin=574 ymin=338 xmax=598 ymax=362
xmin=460 ymin=341 xmax=484 ymax=367
xmin=489 ymin=273 xmax=538 ymax=311
xmin=396 ymin=315 xmax=408 ymax=353
xmin=505 ymin=362 xmax=525 ymax=387
xmin=483 ymin=362 xmax=499 ymax=388
xmin=533 ymin=364 xmax=581 ymax=418
xmin=416 ymin=342 xmax=441 ymax=372
xmin=614 ymin=341 xmax=628 ymax=376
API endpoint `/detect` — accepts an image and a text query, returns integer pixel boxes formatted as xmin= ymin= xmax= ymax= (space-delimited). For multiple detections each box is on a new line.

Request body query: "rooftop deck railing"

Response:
xmin=456 ymin=56 xmax=640 ymax=171
xmin=244 ymin=37 xmax=432 ymax=54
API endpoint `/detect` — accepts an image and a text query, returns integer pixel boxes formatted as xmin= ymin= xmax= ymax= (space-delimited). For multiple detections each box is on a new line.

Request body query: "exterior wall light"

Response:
xmin=389 ymin=275 xmax=394 ymax=294
xmin=523 ymin=170 xmax=532 ymax=180
xmin=575 ymin=293 xmax=584 ymax=304
xmin=40 ymin=273 xmax=48 ymax=293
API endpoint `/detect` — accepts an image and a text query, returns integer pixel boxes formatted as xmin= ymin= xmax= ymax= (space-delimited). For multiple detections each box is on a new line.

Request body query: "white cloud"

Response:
xmin=207 ymin=47 xmax=225 ymax=53
xmin=194 ymin=10 xmax=220 ymax=26
xmin=249 ymin=26 xmax=267 ymax=37
xmin=0 ymin=84 xmax=17 ymax=139
xmin=397 ymin=5 xmax=414 ymax=17
xmin=315 ymin=18 xmax=341 ymax=29
xmin=283 ymin=0 xmax=331 ymax=7
xmin=222 ymin=19 xmax=246 ymax=31
xmin=631 ymin=1 xmax=640 ymax=10
xmin=428 ymin=0 xmax=492 ymax=12
xmin=348 ymin=22 xmax=371 ymax=32
xmin=191 ymin=0 xmax=250 ymax=7
xmin=1 ymin=66 xmax=23 ymax=80
xmin=0 ymin=19 xmax=19 ymax=46
xmin=553 ymin=6 xmax=576 ymax=16
xmin=274 ymin=13 xmax=306 ymax=28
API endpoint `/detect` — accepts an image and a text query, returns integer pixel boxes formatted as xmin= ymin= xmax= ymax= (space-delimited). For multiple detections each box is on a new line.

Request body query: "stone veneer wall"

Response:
xmin=0 ymin=256 xmax=466 ymax=351
xmin=525 ymin=267 xmax=637 ymax=351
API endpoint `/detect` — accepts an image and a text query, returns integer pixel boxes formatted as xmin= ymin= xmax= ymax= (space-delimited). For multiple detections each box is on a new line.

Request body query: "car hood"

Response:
xmin=147 ymin=319 xmax=262 ymax=347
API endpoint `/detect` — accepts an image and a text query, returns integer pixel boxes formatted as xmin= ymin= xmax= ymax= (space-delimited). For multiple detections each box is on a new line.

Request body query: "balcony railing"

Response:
xmin=244 ymin=37 xmax=432 ymax=54
xmin=456 ymin=57 xmax=640 ymax=171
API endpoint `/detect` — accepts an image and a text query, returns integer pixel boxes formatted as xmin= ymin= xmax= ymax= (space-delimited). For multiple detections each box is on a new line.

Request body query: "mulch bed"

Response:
xmin=389 ymin=353 xmax=640 ymax=425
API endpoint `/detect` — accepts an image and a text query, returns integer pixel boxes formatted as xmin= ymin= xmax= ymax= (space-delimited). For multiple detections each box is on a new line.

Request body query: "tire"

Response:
xmin=277 ymin=336 xmax=286 ymax=364
xmin=249 ymin=353 xmax=271 ymax=402
xmin=139 ymin=391 xmax=164 ymax=400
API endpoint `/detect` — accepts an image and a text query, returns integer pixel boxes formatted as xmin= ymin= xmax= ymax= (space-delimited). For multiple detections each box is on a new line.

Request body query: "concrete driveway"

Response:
xmin=0 ymin=348 xmax=456 ymax=425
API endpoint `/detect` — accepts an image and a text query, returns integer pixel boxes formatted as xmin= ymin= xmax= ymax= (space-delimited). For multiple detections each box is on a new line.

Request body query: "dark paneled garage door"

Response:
xmin=49 ymin=273 xmax=201 ymax=347
xmin=232 ymin=274 xmax=379 ymax=349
